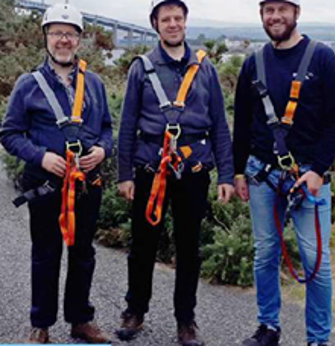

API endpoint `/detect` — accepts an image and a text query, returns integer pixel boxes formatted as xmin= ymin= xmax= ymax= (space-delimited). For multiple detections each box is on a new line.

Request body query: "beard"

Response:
xmin=161 ymin=32 xmax=186 ymax=48
xmin=264 ymin=18 xmax=297 ymax=43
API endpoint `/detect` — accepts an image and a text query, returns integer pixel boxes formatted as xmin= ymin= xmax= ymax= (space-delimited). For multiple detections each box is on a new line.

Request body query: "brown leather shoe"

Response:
xmin=71 ymin=321 xmax=111 ymax=344
xmin=177 ymin=321 xmax=205 ymax=346
xmin=115 ymin=310 xmax=144 ymax=341
xmin=27 ymin=328 xmax=49 ymax=344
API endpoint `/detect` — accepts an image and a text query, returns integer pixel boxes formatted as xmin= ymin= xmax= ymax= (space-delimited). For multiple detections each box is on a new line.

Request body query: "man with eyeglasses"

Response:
xmin=1 ymin=3 xmax=112 ymax=344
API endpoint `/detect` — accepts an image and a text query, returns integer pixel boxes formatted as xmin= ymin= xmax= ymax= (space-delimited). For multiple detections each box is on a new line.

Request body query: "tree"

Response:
xmin=203 ymin=39 xmax=228 ymax=65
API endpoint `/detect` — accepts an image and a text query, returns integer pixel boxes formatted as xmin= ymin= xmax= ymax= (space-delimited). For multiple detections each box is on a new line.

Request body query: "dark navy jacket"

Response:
xmin=1 ymin=59 xmax=113 ymax=183
xmin=117 ymin=43 xmax=234 ymax=185
xmin=233 ymin=36 xmax=335 ymax=176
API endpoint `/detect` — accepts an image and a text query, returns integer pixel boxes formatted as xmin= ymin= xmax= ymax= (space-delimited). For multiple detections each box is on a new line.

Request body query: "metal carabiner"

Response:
xmin=277 ymin=152 xmax=297 ymax=171
xmin=66 ymin=140 xmax=83 ymax=157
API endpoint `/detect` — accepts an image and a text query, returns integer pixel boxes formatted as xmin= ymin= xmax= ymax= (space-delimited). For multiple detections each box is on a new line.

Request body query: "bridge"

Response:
xmin=15 ymin=0 xmax=159 ymax=47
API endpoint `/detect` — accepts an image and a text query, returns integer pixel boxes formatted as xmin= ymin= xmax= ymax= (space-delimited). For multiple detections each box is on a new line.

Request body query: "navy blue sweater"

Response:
xmin=118 ymin=43 xmax=234 ymax=185
xmin=233 ymin=36 xmax=335 ymax=176
xmin=1 ymin=59 xmax=113 ymax=182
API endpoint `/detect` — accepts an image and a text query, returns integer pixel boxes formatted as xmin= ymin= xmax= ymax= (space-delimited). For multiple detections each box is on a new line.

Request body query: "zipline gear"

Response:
xmin=145 ymin=127 xmax=183 ymax=226
xmin=253 ymin=40 xmax=326 ymax=283
xmin=42 ymin=3 xmax=83 ymax=32
xmin=259 ymin=0 xmax=300 ymax=6
xmin=32 ymin=59 xmax=88 ymax=246
xmin=274 ymin=180 xmax=326 ymax=284
xmin=254 ymin=39 xmax=318 ymax=172
xmin=149 ymin=0 xmax=188 ymax=28
xmin=138 ymin=50 xmax=207 ymax=226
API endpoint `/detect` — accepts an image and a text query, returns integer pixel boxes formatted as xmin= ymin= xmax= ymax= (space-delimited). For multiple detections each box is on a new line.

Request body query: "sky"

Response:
xmin=42 ymin=0 xmax=335 ymax=28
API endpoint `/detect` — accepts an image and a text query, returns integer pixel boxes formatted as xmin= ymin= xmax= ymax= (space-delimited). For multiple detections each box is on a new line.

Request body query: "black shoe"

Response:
xmin=115 ymin=310 xmax=144 ymax=341
xmin=242 ymin=324 xmax=280 ymax=346
xmin=307 ymin=343 xmax=329 ymax=346
xmin=177 ymin=321 xmax=205 ymax=346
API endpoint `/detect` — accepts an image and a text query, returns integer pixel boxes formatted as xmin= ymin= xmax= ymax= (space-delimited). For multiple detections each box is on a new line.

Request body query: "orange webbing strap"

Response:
xmin=72 ymin=59 xmax=87 ymax=123
xmin=59 ymin=59 xmax=87 ymax=246
xmin=174 ymin=50 xmax=207 ymax=107
xmin=59 ymin=150 xmax=86 ymax=246
xmin=145 ymin=132 xmax=182 ymax=226
xmin=281 ymin=80 xmax=302 ymax=126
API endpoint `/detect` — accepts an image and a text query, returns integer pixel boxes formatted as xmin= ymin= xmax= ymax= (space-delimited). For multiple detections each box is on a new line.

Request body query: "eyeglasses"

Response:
xmin=47 ymin=31 xmax=81 ymax=41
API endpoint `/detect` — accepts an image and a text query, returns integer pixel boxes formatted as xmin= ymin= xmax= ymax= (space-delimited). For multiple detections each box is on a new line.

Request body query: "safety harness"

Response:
xmin=31 ymin=59 xmax=88 ymax=246
xmin=253 ymin=40 xmax=327 ymax=283
xmin=138 ymin=50 xmax=207 ymax=226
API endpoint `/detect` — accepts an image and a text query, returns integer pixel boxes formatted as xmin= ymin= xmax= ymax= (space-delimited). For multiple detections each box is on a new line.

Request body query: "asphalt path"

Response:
xmin=0 ymin=160 xmax=333 ymax=345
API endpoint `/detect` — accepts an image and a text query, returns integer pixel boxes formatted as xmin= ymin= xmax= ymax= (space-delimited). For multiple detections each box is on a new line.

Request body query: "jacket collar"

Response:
xmin=149 ymin=41 xmax=199 ymax=67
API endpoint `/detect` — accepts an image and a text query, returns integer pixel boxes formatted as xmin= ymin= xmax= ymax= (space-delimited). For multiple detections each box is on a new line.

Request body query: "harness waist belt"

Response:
xmin=140 ymin=132 xmax=208 ymax=146
xmin=13 ymin=181 xmax=56 ymax=208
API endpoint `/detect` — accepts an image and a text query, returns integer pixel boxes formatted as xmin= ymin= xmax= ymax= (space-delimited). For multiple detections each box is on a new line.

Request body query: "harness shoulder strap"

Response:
xmin=174 ymin=49 xmax=207 ymax=107
xmin=254 ymin=45 xmax=278 ymax=126
xmin=32 ymin=59 xmax=87 ymax=127
xmin=255 ymin=44 xmax=267 ymax=87
xmin=138 ymin=50 xmax=207 ymax=110
xmin=32 ymin=71 xmax=68 ymax=125
xmin=138 ymin=55 xmax=171 ymax=109
xmin=72 ymin=59 xmax=87 ymax=122
xmin=296 ymin=40 xmax=318 ymax=82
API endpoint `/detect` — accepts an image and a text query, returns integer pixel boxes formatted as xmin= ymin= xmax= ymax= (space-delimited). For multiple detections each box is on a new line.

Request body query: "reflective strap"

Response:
xmin=139 ymin=55 xmax=171 ymax=109
xmin=72 ymin=59 xmax=87 ymax=122
xmin=174 ymin=49 xmax=207 ymax=107
xmin=32 ymin=71 xmax=68 ymax=125
xmin=59 ymin=150 xmax=86 ymax=247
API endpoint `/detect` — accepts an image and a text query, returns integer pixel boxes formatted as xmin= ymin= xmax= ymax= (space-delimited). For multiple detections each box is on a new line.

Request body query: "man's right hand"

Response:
xmin=235 ymin=175 xmax=250 ymax=202
xmin=41 ymin=152 xmax=67 ymax=178
xmin=118 ymin=181 xmax=135 ymax=201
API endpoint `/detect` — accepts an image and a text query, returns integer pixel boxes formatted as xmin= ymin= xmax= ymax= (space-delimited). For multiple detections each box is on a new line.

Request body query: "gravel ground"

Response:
xmin=0 ymin=161 xmax=333 ymax=346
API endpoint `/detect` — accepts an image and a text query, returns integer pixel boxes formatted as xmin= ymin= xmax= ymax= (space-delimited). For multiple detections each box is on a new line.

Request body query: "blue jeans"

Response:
xmin=245 ymin=155 xmax=332 ymax=344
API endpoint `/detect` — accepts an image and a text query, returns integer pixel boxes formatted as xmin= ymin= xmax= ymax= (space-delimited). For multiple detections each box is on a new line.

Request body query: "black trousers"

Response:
xmin=23 ymin=173 xmax=102 ymax=328
xmin=126 ymin=167 xmax=210 ymax=324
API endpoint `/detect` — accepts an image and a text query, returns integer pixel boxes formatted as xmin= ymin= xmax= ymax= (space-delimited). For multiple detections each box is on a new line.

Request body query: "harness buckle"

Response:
xmin=166 ymin=124 xmax=181 ymax=152
xmin=56 ymin=117 xmax=71 ymax=128
xmin=159 ymin=101 xmax=172 ymax=110
xmin=66 ymin=140 xmax=83 ymax=156
xmin=277 ymin=152 xmax=297 ymax=171
xmin=166 ymin=124 xmax=181 ymax=140
xmin=252 ymin=80 xmax=268 ymax=97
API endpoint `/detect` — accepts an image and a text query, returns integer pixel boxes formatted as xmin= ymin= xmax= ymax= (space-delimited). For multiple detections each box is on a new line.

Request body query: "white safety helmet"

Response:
xmin=149 ymin=0 xmax=188 ymax=28
xmin=42 ymin=3 xmax=83 ymax=32
xmin=260 ymin=0 xmax=300 ymax=6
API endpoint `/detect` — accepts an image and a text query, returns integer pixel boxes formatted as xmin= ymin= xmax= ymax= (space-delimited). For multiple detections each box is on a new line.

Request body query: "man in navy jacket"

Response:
xmin=117 ymin=1 xmax=234 ymax=345
xmin=1 ymin=3 xmax=112 ymax=343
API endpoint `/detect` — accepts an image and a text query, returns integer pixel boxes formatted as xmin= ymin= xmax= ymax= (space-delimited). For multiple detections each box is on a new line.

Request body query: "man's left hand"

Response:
xmin=293 ymin=170 xmax=323 ymax=196
xmin=80 ymin=146 xmax=105 ymax=172
xmin=218 ymin=183 xmax=235 ymax=204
